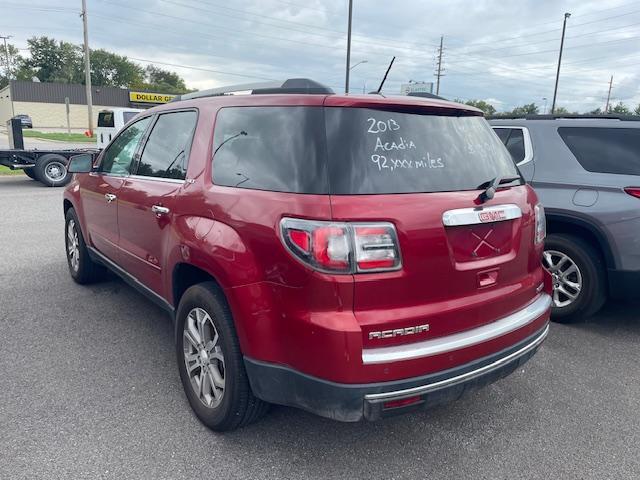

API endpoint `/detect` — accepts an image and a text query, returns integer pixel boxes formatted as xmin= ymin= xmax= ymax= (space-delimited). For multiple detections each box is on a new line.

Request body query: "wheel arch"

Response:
xmin=172 ymin=262 xmax=224 ymax=308
xmin=544 ymin=209 xmax=616 ymax=270
xmin=63 ymin=198 xmax=74 ymax=215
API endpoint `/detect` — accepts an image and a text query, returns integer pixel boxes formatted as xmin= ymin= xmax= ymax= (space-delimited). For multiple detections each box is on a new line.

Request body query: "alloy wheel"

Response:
xmin=66 ymin=220 xmax=80 ymax=272
xmin=542 ymin=249 xmax=583 ymax=308
xmin=183 ymin=307 xmax=225 ymax=408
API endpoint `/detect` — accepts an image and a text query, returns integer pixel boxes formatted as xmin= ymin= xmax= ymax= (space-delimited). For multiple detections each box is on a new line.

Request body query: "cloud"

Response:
xmin=5 ymin=0 xmax=640 ymax=112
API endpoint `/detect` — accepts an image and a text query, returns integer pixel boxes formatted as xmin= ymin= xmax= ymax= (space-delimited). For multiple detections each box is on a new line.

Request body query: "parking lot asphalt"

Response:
xmin=1 ymin=174 xmax=639 ymax=480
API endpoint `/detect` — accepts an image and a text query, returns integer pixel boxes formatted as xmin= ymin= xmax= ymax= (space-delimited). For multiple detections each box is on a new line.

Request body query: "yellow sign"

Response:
xmin=129 ymin=91 xmax=176 ymax=104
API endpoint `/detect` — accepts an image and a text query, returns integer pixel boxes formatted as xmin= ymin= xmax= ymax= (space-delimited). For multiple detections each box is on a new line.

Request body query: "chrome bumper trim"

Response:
xmin=362 ymin=293 xmax=551 ymax=365
xmin=364 ymin=323 xmax=549 ymax=402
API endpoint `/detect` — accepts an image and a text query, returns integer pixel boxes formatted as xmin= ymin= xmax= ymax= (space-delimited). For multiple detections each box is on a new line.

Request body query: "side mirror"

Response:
xmin=68 ymin=153 xmax=94 ymax=173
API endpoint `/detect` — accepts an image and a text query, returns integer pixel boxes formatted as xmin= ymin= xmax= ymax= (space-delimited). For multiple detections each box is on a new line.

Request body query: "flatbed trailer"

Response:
xmin=0 ymin=148 xmax=99 ymax=187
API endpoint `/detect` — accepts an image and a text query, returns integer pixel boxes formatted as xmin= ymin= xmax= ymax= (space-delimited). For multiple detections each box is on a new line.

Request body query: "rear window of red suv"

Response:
xmin=212 ymin=106 xmax=520 ymax=194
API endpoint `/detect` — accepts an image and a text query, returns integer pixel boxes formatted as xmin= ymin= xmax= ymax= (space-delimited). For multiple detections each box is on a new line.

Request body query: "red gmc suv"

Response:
xmin=63 ymin=79 xmax=551 ymax=431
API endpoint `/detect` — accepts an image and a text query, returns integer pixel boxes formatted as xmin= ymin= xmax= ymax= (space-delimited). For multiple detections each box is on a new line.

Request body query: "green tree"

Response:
xmin=130 ymin=65 xmax=191 ymax=94
xmin=90 ymin=49 xmax=144 ymax=88
xmin=634 ymin=104 xmax=640 ymax=115
xmin=588 ymin=107 xmax=603 ymax=115
xmin=16 ymin=36 xmax=83 ymax=83
xmin=609 ymin=102 xmax=630 ymax=114
xmin=510 ymin=103 xmax=539 ymax=116
xmin=13 ymin=36 xmax=191 ymax=93
xmin=464 ymin=99 xmax=496 ymax=116
xmin=0 ymin=43 xmax=22 ymax=88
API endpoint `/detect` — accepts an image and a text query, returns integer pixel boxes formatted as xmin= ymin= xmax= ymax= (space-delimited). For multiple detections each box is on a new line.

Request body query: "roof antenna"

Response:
xmin=375 ymin=56 xmax=395 ymax=94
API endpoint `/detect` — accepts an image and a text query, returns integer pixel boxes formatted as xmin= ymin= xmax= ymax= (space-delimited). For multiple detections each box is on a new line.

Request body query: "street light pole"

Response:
xmin=349 ymin=60 xmax=367 ymax=71
xmin=551 ymin=12 xmax=571 ymax=114
xmin=81 ymin=0 xmax=93 ymax=135
xmin=344 ymin=0 xmax=353 ymax=94
xmin=542 ymin=97 xmax=548 ymax=115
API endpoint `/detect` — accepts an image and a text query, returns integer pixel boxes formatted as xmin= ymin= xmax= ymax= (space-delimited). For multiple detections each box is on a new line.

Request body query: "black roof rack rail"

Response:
xmin=171 ymin=78 xmax=334 ymax=102
xmin=487 ymin=114 xmax=640 ymax=121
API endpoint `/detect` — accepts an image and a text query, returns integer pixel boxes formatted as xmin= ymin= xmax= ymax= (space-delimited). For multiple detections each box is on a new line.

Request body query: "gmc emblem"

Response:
xmin=478 ymin=210 xmax=507 ymax=223
xmin=369 ymin=324 xmax=430 ymax=340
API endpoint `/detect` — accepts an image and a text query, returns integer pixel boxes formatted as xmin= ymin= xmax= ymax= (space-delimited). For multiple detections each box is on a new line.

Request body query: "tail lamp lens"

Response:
xmin=312 ymin=227 xmax=350 ymax=269
xmin=534 ymin=203 xmax=546 ymax=245
xmin=624 ymin=187 xmax=640 ymax=199
xmin=354 ymin=226 xmax=400 ymax=271
xmin=281 ymin=218 xmax=401 ymax=274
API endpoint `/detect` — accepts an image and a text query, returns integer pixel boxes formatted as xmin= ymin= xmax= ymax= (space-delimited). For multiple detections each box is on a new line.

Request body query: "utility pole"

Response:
xmin=1 ymin=35 xmax=12 ymax=78
xmin=1 ymin=35 xmax=15 ymax=117
xmin=81 ymin=0 xmax=93 ymax=135
xmin=435 ymin=35 xmax=445 ymax=95
xmin=551 ymin=12 xmax=571 ymax=114
xmin=604 ymin=75 xmax=613 ymax=113
xmin=344 ymin=0 xmax=353 ymax=94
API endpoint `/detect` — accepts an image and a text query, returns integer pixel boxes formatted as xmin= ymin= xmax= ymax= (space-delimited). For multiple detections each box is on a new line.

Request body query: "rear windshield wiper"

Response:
xmin=478 ymin=175 xmax=522 ymax=203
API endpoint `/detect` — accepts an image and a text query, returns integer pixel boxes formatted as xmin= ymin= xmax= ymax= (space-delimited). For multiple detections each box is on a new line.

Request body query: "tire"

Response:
xmin=543 ymin=234 xmax=607 ymax=323
xmin=34 ymin=154 xmax=72 ymax=187
xmin=176 ymin=282 xmax=269 ymax=431
xmin=65 ymin=208 xmax=105 ymax=284
xmin=23 ymin=167 xmax=37 ymax=180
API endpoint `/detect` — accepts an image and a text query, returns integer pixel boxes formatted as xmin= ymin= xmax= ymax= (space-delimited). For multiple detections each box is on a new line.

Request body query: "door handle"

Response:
xmin=105 ymin=193 xmax=117 ymax=203
xmin=151 ymin=205 xmax=170 ymax=216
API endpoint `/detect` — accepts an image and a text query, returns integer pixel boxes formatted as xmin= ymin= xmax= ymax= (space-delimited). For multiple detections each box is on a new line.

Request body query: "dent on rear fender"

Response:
xmin=171 ymin=215 xmax=261 ymax=287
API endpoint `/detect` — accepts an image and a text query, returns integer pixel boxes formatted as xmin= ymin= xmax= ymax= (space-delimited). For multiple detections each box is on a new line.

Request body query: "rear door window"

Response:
xmin=558 ymin=127 xmax=640 ymax=175
xmin=494 ymin=128 xmax=511 ymax=143
xmin=135 ymin=111 xmax=197 ymax=180
xmin=504 ymin=129 xmax=525 ymax=164
xmin=493 ymin=127 xmax=526 ymax=164
xmin=212 ymin=106 xmax=328 ymax=193
xmin=325 ymin=108 xmax=521 ymax=194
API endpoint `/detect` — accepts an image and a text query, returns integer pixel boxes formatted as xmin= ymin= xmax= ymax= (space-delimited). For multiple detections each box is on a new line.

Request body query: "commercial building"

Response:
xmin=0 ymin=80 xmax=175 ymax=130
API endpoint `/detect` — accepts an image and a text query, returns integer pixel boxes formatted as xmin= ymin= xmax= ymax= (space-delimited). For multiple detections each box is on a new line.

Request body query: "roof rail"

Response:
xmin=487 ymin=113 xmax=640 ymax=121
xmin=172 ymin=78 xmax=334 ymax=102
xmin=406 ymin=92 xmax=447 ymax=100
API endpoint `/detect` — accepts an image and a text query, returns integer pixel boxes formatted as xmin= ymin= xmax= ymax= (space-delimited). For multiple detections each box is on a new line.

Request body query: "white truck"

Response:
xmin=96 ymin=107 xmax=144 ymax=148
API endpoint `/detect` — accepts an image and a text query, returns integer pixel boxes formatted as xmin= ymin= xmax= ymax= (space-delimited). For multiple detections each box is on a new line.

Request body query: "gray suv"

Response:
xmin=490 ymin=115 xmax=640 ymax=322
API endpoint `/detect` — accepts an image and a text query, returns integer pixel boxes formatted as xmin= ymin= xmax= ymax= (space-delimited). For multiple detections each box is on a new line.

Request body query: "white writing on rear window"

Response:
xmin=366 ymin=117 xmax=445 ymax=172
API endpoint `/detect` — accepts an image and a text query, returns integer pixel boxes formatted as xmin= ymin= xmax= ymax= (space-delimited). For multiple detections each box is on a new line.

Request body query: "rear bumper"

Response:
xmin=244 ymin=323 xmax=549 ymax=422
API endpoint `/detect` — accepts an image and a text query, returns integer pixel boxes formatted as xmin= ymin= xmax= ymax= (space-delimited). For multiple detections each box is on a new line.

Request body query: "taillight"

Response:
xmin=353 ymin=225 xmax=400 ymax=271
xmin=280 ymin=218 xmax=401 ymax=274
xmin=624 ymin=187 xmax=640 ymax=199
xmin=534 ymin=204 xmax=546 ymax=245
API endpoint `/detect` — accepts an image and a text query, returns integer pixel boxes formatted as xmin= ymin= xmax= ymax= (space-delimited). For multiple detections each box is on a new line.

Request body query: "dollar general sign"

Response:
xmin=129 ymin=92 xmax=176 ymax=104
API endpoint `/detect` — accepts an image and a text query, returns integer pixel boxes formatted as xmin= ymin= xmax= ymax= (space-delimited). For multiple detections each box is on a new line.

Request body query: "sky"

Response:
xmin=2 ymin=0 xmax=640 ymax=112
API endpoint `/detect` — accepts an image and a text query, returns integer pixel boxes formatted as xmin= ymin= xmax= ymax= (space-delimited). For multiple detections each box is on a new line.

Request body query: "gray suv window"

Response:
xmin=493 ymin=128 xmax=525 ymax=164
xmin=558 ymin=127 xmax=640 ymax=176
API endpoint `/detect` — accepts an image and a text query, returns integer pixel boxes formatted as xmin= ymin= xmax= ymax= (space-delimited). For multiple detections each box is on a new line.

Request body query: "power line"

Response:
xmin=127 ymin=57 xmax=279 ymax=81
xmin=446 ymin=3 xmax=640 ymax=51
xmin=445 ymin=19 xmax=640 ymax=58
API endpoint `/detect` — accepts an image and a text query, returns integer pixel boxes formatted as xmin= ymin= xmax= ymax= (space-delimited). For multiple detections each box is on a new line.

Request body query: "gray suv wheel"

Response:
xmin=543 ymin=234 xmax=606 ymax=322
